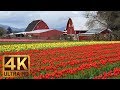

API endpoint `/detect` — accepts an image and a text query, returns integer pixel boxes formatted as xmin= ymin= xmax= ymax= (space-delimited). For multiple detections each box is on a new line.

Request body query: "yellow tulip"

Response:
xmin=0 ymin=41 xmax=120 ymax=52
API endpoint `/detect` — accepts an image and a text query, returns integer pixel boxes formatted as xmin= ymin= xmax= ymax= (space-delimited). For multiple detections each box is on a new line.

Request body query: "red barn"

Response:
xmin=15 ymin=20 xmax=62 ymax=40
xmin=26 ymin=29 xmax=62 ymax=40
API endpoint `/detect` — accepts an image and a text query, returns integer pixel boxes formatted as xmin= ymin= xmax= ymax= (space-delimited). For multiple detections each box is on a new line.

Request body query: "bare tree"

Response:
xmin=83 ymin=11 xmax=108 ymax=29
xmin=84 ymin=11 xmax=120 ymax=40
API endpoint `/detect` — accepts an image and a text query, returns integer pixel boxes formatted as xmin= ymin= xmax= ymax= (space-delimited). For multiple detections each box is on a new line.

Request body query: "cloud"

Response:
xmin=0 ymin=11 xmax=87 ymax=29
xmin=72 ymin=11 xmax=79 ymax=14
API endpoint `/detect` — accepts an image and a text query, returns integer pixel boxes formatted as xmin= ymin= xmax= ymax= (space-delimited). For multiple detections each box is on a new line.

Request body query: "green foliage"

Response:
xmin=40 ymin=70 xmax=47 ymax=75
xmin=60 ymin=35 xmax=73 ymax=41
xmin=0 ymin=27 xmax=7 ymax=37
xmin=97 ymin=11 xmax=120 ymax=31
xmin=63 ymin=62 xmax=120 ymax=79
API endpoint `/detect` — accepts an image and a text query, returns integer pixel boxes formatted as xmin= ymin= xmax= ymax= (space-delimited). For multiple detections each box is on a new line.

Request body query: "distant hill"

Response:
xmin=0 ymin=24 xmax=66 ymax=33
xmin=0 ymin=24 xmax=25 ymax=33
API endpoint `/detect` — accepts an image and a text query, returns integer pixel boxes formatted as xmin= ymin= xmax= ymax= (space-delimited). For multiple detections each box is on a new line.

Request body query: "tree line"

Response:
xmin=0 ymin=27 xmax=12 ymax=37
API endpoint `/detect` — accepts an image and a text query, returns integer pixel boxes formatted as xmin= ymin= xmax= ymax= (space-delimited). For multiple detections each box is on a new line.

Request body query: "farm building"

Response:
xmin=79 ymin=28 xmax=112 ymax=40
xmin=63 ymin=17 xmax=112 ymax=40
xmin=12 ymin=20 xmax=62 ymax=40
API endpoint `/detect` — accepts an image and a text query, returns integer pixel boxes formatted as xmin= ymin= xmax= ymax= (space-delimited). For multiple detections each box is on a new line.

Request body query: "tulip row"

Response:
xmin=30 ymin=43 xmax=120 ymax=79
xmin=0 ymin=43 xmax=120 ymax=79
xmin=94 ymin=67 xmax=120 ymax=79
xmin=33 ymin=56 xmax=120 ymax=79
xmin=0 ymin=41 xmax=120 ymax=52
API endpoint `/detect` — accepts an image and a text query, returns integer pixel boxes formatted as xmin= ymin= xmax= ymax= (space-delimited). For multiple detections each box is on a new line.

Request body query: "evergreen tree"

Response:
xmin=7 ymin=27 xmax=12 ymax=34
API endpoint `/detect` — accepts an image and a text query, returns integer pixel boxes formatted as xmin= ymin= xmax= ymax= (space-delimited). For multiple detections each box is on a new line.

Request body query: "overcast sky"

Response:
xmin=0 ymin=11 xmax=88 ymax=29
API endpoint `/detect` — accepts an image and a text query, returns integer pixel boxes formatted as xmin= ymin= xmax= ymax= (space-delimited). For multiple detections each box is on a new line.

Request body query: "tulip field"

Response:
xmin=0 ymin=41 xmax=120 ymax=79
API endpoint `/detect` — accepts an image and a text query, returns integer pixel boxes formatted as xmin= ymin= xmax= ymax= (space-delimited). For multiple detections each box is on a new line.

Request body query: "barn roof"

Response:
xmin=14 ymin=29 xmax=56 ymax=35
xmin=26 ymin=29 xmax=52 ymax=34
xmin=25 ymin=20 xmax=41 ymax=32
xmin=87 ymin=28 xmax=111 ymax=33
xmin=25 ymin=20 xmax=49 ymax=32
xmin=81 ymin=28 xmax=112 ymax=35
